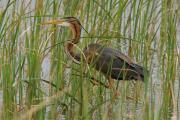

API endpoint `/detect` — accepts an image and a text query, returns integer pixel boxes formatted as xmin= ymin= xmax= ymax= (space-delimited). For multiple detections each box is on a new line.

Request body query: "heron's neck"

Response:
xmin=66 ymin=42 xmax=81 ymax=64
xmin=70 ymin=24 xmax=81 ymax=44
xmin=65 ymin=24 xmax=81 ymax=63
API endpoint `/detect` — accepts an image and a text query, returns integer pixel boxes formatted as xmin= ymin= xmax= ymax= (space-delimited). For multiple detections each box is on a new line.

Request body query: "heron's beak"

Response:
xmin=41 ymin=19 xmax=65 ymax=25
xmin=41 ymin=19 xmax=71 ymax=27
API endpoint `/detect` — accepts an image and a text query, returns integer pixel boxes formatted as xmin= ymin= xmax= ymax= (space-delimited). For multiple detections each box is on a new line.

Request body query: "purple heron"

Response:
xmin=42 ymin=17 xmax=148 ymax=89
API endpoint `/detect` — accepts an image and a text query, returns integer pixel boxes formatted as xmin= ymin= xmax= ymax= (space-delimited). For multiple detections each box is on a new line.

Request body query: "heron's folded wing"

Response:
xmin=109 ymin=48 xmax=133 ymax=65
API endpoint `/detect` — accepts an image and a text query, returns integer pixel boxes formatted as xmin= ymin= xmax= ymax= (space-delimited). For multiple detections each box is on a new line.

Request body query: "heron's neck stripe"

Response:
xmin=72 ymin=23 xmax=79 ymax=44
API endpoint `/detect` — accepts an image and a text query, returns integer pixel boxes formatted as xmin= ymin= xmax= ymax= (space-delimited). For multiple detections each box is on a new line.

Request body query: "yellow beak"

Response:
xmin=41 ymin=19 xmax=65 ymax=25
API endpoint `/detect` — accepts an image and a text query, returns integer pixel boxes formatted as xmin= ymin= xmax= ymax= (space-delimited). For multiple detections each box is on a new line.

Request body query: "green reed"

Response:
xmin=0 ymin=0 xmax=179 ymax=119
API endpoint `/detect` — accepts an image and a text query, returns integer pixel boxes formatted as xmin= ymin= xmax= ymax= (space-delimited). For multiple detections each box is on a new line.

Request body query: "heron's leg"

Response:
xmin=107 ymin=77 xmax=114 ymax=89
xmin=107 ymin=77 xmax=120 ymax=99
xmin=91 ymin=71 xmax=99 ymax=86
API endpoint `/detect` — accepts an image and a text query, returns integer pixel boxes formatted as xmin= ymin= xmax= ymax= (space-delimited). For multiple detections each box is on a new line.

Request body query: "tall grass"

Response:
xmin=0 ymin=0 xmax=179 ymax=119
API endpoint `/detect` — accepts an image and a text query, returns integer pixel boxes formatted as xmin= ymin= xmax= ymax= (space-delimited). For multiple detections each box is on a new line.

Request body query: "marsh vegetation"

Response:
xmin=0 ymin=0 xmax=179 ymax=119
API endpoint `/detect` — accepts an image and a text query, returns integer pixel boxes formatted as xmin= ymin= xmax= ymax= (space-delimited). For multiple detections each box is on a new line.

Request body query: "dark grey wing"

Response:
xmin=93 ymin=47 xmax=133 ymax=79
xmin=102 ymin=47 xmax=146 ymax=80
xmin=86 ymin=44 xmax=147 ymax=81
xmin=106 ymin=48 xmax=133 ymax=65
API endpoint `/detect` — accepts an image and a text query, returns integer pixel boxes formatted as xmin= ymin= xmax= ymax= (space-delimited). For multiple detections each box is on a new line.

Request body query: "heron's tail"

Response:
xmin=131 ymin=64 xmax=149 ymax=81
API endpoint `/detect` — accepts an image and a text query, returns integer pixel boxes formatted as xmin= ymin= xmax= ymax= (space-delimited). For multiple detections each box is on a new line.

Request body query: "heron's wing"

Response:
xmin=98 ymin=47 xmax=134 ymax=67
xmin=99 ymin=47 xmax=146 ymax=80
xmin=108 ymin=48 xmax=133 ymax=65
xmin=112 ymin=49 xmax=147 ymax=78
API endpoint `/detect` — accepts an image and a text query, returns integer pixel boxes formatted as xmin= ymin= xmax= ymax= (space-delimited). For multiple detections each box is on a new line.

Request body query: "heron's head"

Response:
xmin=42 ymin=17 xmax=82 ymax=28
xmin=42 ymin=17 xmax=82 ymax=43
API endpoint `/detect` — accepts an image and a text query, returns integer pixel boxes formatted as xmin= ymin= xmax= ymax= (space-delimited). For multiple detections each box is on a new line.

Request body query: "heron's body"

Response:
xmin=42 ymin=17 xmax=148 ymax=89
xmin=82 ymin=43 xmax=145 ymax=81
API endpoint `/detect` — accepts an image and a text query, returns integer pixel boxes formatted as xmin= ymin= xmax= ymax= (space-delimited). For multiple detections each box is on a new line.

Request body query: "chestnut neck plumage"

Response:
xmin=65 ymin=20 xmax=82 ymax=63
